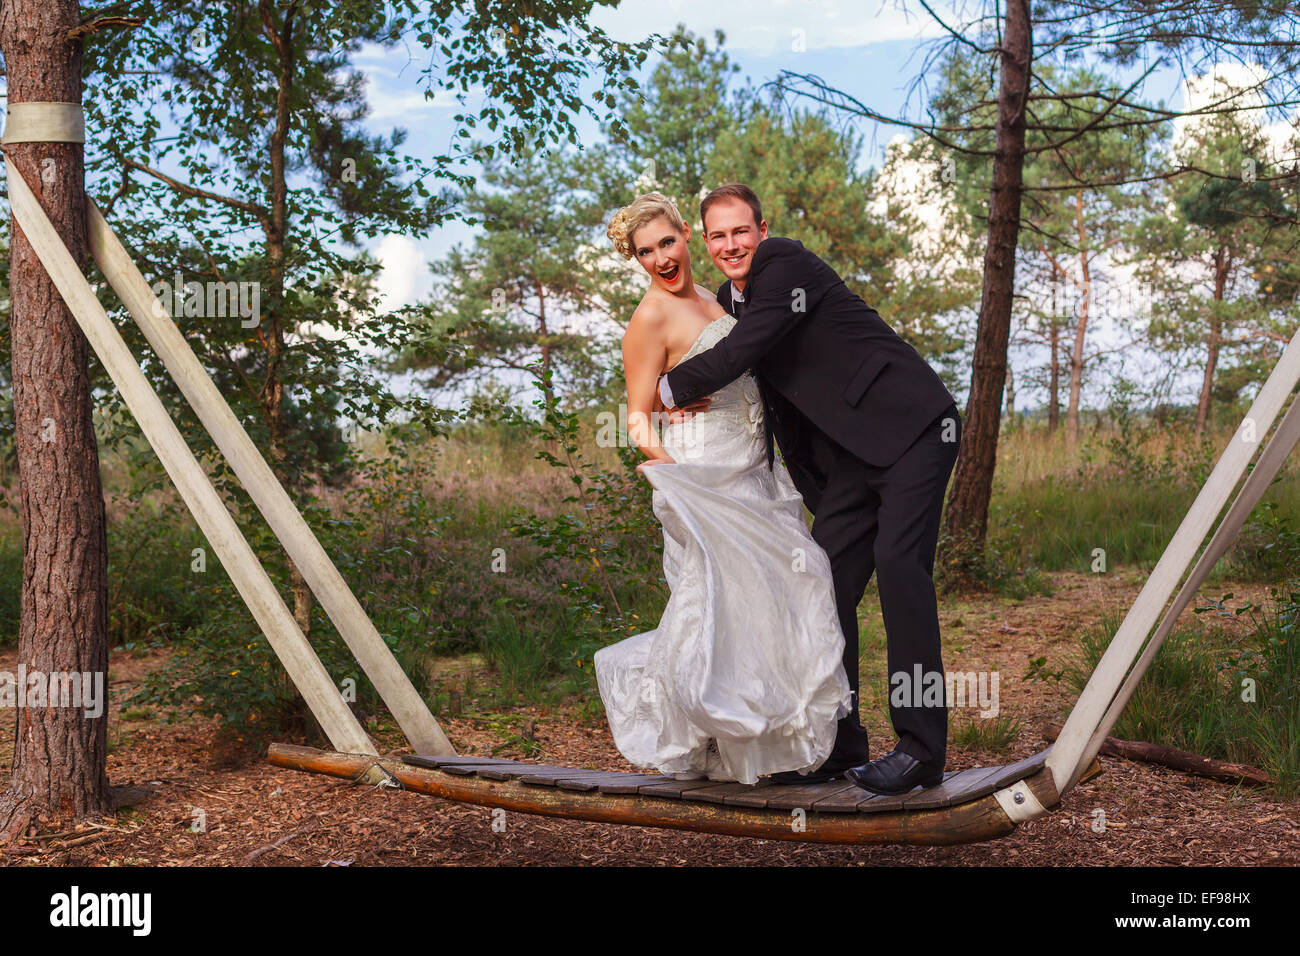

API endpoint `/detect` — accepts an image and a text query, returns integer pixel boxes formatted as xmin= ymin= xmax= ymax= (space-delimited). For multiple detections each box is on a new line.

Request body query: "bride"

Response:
xmin=594 ymin=193 xmax=852 ymax=785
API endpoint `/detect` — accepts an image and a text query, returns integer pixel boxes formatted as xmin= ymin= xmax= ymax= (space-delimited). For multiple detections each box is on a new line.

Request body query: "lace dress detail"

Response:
xmin=594 ymin=314 xmax=852 ymax=784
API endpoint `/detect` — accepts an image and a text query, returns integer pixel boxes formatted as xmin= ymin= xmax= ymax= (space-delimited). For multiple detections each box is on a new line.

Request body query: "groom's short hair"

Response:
xmin=700 ymin=184 xmax=763 ymax=231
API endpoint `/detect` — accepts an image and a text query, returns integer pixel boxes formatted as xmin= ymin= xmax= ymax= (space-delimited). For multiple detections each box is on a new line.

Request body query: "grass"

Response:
xmin=953 ymin=713 xmax=1023 ymax=752
xmin=0 ymin=405 xmax=1294 ymax=780
xmin=1064 ymin=592 xmax=1299 ymax=798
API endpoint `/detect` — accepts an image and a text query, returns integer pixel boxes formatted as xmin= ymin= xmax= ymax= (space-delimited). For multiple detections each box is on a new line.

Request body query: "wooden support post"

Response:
xmin=1047 ymin=325 xmax=1300 ymax=795
xmin=4 ymin=157 xmax=376 ymax=757
xmin=85 ymin=200 xmax=453 ymax=756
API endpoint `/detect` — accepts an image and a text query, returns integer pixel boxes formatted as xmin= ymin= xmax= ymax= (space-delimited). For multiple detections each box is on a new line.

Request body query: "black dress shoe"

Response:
xmin=845 ymin=749 xmax=943 ymax=795
xmin=770 ymin=753 xmax=864 ymax=786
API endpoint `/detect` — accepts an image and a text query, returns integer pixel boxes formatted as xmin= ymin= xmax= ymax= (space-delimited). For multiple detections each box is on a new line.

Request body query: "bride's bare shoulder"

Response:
xmin=623 ymin=292 xmax=669 ymax=345
xmin=693 ymin=283 xmax=719 ymax=303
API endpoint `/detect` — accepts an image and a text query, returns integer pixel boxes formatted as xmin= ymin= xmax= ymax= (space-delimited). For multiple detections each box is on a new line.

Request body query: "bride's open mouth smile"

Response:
xmin=658 ymin=263 xmax=680 ymax=283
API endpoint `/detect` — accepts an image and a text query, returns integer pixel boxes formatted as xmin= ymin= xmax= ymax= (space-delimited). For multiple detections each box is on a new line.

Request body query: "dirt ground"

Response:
xmin=0 ymin=570 xmax=1296 ymax=867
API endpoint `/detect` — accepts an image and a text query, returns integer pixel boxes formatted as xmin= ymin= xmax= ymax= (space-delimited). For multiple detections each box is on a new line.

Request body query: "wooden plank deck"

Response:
xmin=398 ymin=749 xmax=1050 ymax=814
xmin=271 ymin=743 xmax=1079 ymax=847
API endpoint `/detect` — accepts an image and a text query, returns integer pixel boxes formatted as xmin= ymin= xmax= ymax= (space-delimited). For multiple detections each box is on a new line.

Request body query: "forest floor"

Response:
xmin=0 ymin=570 xmax=1296 ymax=867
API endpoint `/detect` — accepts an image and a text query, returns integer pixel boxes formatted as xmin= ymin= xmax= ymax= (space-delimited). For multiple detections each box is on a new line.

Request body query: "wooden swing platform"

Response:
xmin=268 ymin=743 xmax=1086 ymax=845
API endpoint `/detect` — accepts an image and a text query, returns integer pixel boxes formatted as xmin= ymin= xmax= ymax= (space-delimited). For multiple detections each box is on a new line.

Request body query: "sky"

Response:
xmin=350 ymin=0 xmax=1299 ymax=413
xmin=3 ymin=2 xmax=1288 ymax=412
xmin=354 ymin=0 xmax=972 ymax=312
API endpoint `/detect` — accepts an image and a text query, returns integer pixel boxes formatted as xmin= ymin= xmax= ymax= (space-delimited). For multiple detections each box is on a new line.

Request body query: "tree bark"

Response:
xmin=258 ymin=0 xmax=312 ymax=639
xmin=1196 ymin=246 xmax=1229 ymax=434
xmin=0 ymin=0 xmax=112 ymax=839
xmin=1067 ymin=190 xmax=1090 ymax=442
xmin=1005 ymin=362 xmax=1015 ymax=423
xmin=1049 ymin=271 xmax=1060 ymax=435
xmin=942 ymin=0 xmax=1032 ymax=574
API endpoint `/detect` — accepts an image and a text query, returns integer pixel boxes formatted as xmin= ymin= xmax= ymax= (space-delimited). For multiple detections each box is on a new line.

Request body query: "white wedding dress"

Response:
xmin=594 ymin=314 xmax=853 ymax=786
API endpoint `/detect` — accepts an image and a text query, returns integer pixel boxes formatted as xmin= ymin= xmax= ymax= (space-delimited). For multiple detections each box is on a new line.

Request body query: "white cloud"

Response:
xmin=373 ymin=234 xmax=432 ymax=310
xmin=590 ymin=0 xmax=948 ymax=53
xmin=362 ymin=80 xmax=462 ymax=123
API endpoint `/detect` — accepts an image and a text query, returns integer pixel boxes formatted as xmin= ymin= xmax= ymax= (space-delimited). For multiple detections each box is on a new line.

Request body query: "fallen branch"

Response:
xmin=1044 ymin=722 xmax=1272 ymax=788
xmin=245 ymin=830 xmax=302 ymax=862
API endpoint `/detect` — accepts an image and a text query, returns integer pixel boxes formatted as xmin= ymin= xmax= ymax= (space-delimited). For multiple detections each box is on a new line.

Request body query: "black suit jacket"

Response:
xmin=665 ymin=237 xmax=957 ymax=514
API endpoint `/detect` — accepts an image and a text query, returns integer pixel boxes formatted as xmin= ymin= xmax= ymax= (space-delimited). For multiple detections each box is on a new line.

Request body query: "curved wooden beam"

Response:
xmin=268 ymin=744 xmax=1070 ymax=847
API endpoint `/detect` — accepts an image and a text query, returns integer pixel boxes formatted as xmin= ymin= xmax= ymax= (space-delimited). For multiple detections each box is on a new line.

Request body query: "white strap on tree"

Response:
xmin=1 ymin=101 xmax=84 ymax=144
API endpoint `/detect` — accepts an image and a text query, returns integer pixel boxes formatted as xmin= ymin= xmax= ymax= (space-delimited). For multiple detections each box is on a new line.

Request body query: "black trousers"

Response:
xmin=806 ymin=403 xmax=960 ymax=767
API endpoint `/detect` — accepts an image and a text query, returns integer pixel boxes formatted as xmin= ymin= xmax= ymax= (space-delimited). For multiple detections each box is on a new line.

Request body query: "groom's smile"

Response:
xmin=702 ymin=196 xmax=769 ymax=291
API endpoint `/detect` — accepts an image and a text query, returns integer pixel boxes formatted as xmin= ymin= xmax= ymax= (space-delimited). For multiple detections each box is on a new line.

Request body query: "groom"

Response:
xmin=658 ymin=184 xmax=961 ymax=795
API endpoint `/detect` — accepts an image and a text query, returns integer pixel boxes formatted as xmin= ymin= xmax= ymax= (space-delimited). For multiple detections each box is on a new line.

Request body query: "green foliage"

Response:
xmin=952 ymin=713 xmax=1023 ymax=753
xmin=126 ymin=498 xmax=383 ymax=743
xmin=1120 ymin=92 xmax=1297 ymax=425
xmin=395 ymin=140 xmax=623 ymax=407
xmin=500 ymin=363 xmax=666 ymax=699
xmin=0 ymin=528 xmax=18 ymax=647
xmin=1065 ymin=589 xmax=1300 ymax=797
xmin=1014 ymin=64 xmax=1167 ymax=425
xmin=611 ymin=25 xmax=740 ymax=198
xmin=1232 ymin=498 xmax=1300 ymax=581
xmin=937 ymin=513 xmax=1054 ymax=599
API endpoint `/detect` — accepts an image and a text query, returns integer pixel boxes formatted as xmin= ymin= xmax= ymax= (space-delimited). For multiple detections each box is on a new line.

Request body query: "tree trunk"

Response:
xmin=536 ymin=278 xmax=556 ymax=407
xmin=1049 ymin=319 xmax=1060 ymax=435
xmin=1067 ymin=191 xmax=1090 ymax=442
xmin=0 ymin=0 xmax=113 ymax=839
xmin=1005 ymin=362 xmax=1015 ymax=423
xmin=1048 ymin=273 xmax=1060 ymax=435
xmin=260 ymin=0 xmax=313 ymax=639
xmin=1196 ymin=247 xmax=1229 ymax=434
xmin=942 ymin=0 xmax=1032 ymax=574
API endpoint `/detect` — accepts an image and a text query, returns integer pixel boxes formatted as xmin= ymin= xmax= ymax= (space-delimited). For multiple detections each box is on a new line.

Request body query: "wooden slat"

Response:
xmin=982 ymin=750 xmax=1049 ymax=791
xmin=680 ymin=781 xmax=772 ymax=807
xmin=809 ymin=786 xmax=869 ymax=814
xmin=766 ymin=781 xmax=860 ymax=811
xmin=518 ymin=769 xmax=611 ymax=788
xmin=437 ymin=762 xmax=531 ymax=778
xmin=635 ymin=778 xmax=722 ymax=800
xmin=478 ymin=766 xmax=560 ymax=781
xmin=403 ymin=755 xmax=524 ymax=770
xmin=902 ymin=767 xmax=1003 ymax=811
xmin=597 ymin=774 xmax=674 ymax=795
xmin=854 ymin=788 xmax=926 ymax=813
xmin=807 ymin=777 xmax=938 ymax=812
xmin=556 ymin=772 xmax=640 ymax=793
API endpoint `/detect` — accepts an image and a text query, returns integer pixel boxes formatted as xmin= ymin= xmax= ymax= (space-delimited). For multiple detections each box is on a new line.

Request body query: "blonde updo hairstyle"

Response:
xmin=607 ymin=192 xmax=686 ymax=260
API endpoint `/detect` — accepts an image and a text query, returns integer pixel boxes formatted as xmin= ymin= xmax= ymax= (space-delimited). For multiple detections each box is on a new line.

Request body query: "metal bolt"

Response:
xmin=1013 ymin=791 xmax=1026 ymax=804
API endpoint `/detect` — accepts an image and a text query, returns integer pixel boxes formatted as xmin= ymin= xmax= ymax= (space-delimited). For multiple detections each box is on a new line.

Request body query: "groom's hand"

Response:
xmin=653 ymin=389 xmax=711 ymax=424
xmin=666 ymin=398 xmax=710 ymax=423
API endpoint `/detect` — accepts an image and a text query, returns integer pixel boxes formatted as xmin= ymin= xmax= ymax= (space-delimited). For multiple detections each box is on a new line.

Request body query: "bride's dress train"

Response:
xmin=595 ymin=315 xmax=852 ymax=785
